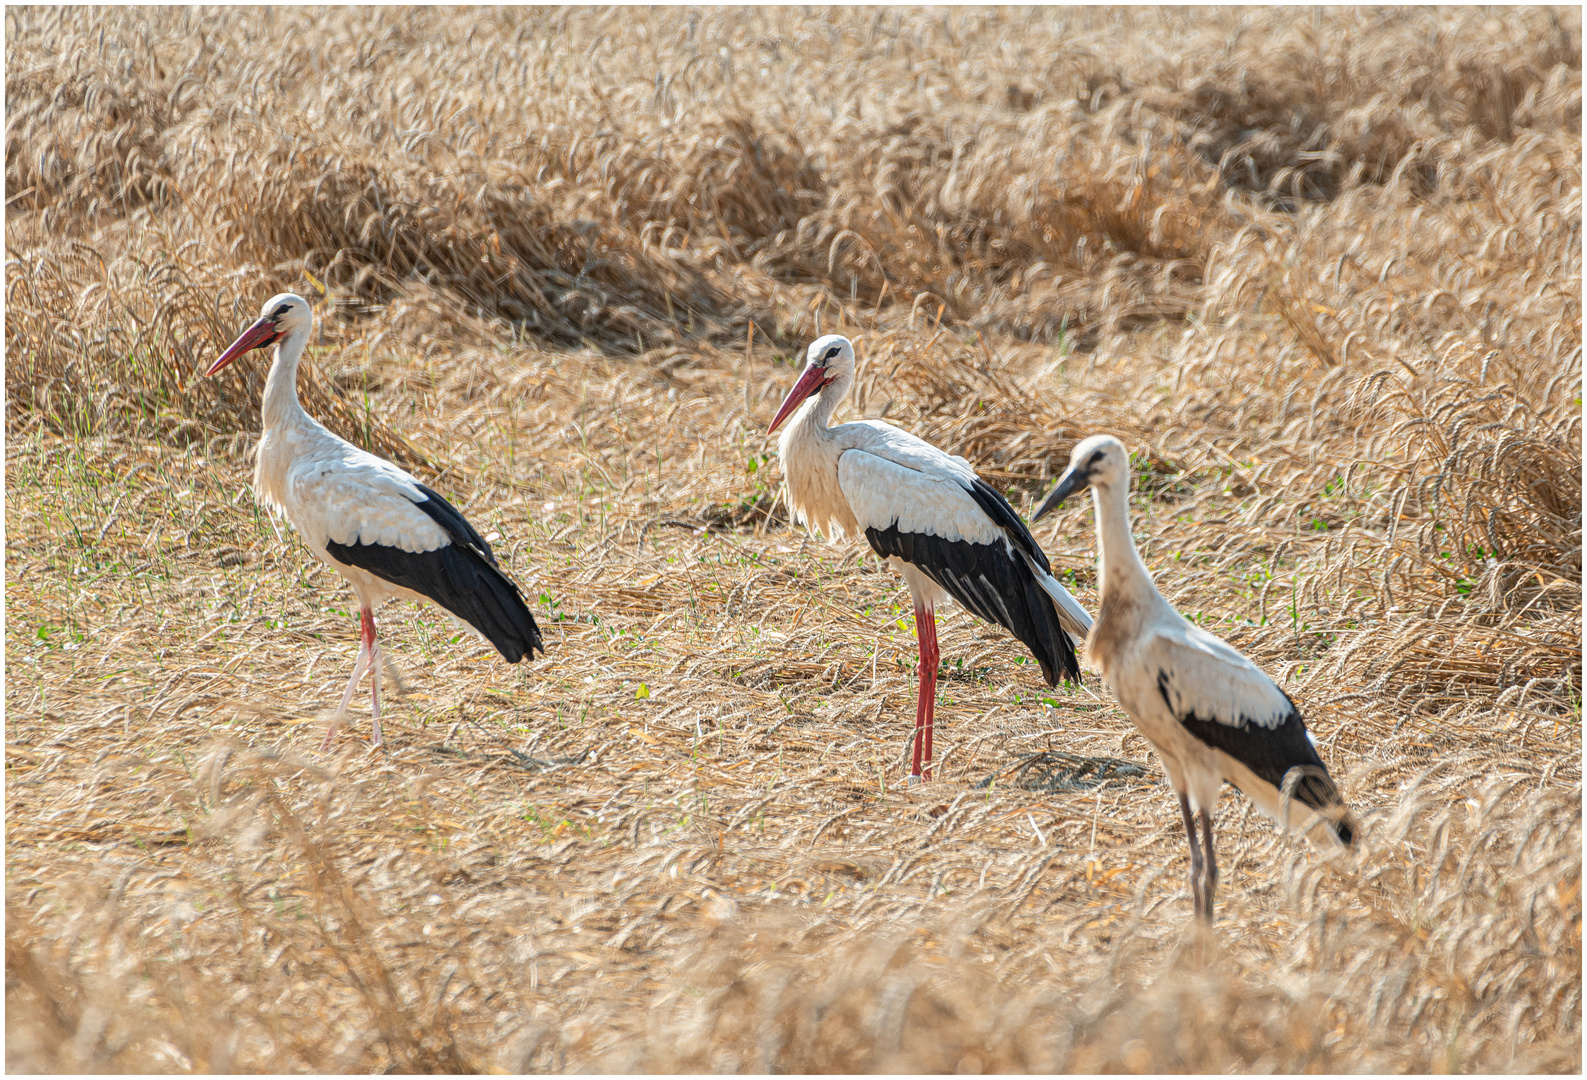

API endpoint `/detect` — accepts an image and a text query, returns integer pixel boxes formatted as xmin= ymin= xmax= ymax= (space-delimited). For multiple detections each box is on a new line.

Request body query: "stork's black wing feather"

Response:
xmin=408 ymin=482 xmax=498 ymax=563
xmin=327 ymin=484 xmax=543 ymax=663
xmin=865 ymin=522 xmax=1080 ymax=686
xmin=1158 ymin=672 xmax=1353 ymax=844
xmin=962 ymin=478 xmax=1053 ymax=573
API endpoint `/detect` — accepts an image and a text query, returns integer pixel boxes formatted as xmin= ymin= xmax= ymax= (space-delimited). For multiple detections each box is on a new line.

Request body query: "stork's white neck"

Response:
xmin=261 ymin=326 xmax=313 ymax=433
xmin=1091 ymin=480 xmax=1155 ymax=605
xmin=775 ymin=363 xmax=861 ymax=540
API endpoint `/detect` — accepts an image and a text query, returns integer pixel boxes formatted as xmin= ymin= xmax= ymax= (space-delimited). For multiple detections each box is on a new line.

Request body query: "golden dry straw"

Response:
xmin=6 ymin=6 xmax=1581 ymax=1072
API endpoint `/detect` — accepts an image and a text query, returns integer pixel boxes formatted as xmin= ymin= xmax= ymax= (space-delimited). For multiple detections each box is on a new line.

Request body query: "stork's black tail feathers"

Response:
xmin=1286 ymin=765 xmax=1356 ymax=846
xmin=326 ymin=483 xmax=544 ymax=663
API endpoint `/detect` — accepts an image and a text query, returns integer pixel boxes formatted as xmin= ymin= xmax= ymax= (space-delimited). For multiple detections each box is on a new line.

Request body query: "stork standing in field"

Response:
xmin=1033 ymin=434 xmax=1355 ymax=922
xmin=767 ymin=334 xmax=1092 ymax=783
xmin=205 ymin=293 xmax=543 ymax=751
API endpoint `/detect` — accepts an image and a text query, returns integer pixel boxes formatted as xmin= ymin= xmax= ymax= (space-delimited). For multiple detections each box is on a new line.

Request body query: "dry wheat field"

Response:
xmin=5 ymin=6 xmax=1583 ymax=1073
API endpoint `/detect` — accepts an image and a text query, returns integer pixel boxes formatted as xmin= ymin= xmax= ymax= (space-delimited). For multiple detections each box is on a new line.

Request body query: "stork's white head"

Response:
xmin=767 ymin=334 xmax=855 ymax=433
xmin=205 ymin=293 xmax=314 ymax=377
xmin=1031 ymin=434 xmax=1130 ymax=522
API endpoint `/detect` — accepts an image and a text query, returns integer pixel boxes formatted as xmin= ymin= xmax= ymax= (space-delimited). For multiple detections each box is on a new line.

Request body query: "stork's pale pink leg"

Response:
xmin=909 ymin=599 xmax=940 ymax=784
xmin=369 ymin=643 xmax=384 ymax=749
xmin=362 ymin=607 xmax=384 ymax=750
xmin=322 ymin=639 xmax=371 ymax=752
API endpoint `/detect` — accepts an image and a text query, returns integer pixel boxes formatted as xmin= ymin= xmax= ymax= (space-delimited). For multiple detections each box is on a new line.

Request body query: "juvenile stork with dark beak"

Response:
xmin=768 ymin=334 xmax=1092 ymax=783
xmin=206 ymin=293 xmax=543 ymax=751
xmin=1034 ymin=434 xmax=1355 ymax=922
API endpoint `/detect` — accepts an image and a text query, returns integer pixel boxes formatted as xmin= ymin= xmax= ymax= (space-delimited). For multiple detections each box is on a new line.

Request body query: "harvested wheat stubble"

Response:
xmin=6 ymin=5 xmax=1581 ymax=1074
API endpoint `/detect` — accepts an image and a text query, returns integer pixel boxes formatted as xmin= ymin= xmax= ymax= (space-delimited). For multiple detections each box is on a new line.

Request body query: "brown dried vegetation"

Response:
xmin=6 ymin=7 xmax=1581 ymax=1073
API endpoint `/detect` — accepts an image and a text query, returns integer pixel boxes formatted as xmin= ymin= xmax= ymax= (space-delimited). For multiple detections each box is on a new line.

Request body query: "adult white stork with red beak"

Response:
xmin=205 ymin=293 xmax=543 ymax=751
xmin=768 ymin=334 xmax=1092 ymax=783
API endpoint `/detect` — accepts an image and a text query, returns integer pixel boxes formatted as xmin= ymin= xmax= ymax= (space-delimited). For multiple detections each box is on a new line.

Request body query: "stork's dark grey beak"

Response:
xmin=1032 ymin=466 xmax=1087 ymax=523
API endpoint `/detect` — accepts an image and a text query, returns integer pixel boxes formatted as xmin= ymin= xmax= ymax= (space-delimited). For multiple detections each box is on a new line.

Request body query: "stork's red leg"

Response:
xmin=320 ymin=607 xmax=383 ymax=753
xmin=921 ymin=605 xmax=939 ymax=781
xmin=911 ymin=599 xmax=940 ymax=784
xmin=909 ymin=669 xmax=928 ymax=782
xmin=363 ymin=607 xmax=384 ymax=750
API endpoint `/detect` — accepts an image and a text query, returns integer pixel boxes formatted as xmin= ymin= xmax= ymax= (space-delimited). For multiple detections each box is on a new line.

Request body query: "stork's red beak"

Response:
xmin=768 ymin=364 xmax=832 ymax=434
xmin=205 ymin=317 xmax=281 ymax=377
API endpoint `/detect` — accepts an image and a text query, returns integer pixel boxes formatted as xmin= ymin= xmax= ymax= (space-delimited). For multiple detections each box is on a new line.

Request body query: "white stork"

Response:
xmin=1033 ymin=434 xmax=1355 ymax=922
xmin=767 ymin=334 xmax=1093 ymax=783
xmin=204 ymin=293 xmax=543 ymax=751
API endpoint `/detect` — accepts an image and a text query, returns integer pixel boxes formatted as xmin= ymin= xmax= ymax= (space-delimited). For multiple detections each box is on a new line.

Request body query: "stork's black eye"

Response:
xmin=823 ymin=346 xmax=841 ymax=361
xmin=1088 ymin=449 xmax=1105 ymax=467
xmin=272 ymin=303 xmax=291 ymax=319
